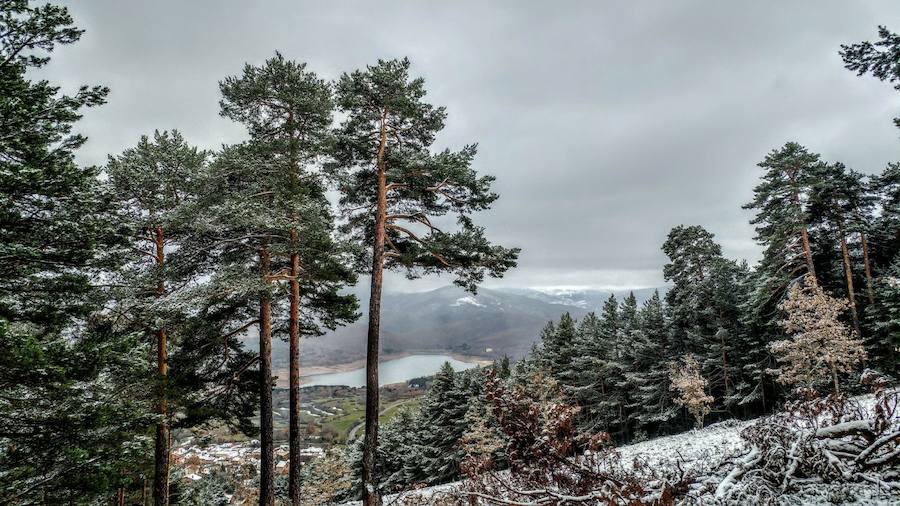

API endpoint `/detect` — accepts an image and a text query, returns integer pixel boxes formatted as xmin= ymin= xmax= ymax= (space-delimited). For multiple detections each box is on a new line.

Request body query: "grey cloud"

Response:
xmin=37 ymin=0 xmax=900 ymax=290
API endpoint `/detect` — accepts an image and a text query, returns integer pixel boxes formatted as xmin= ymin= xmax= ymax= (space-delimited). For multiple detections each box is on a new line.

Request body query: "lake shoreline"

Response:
xmin=273 ymin=352 xmax=494 ymax=388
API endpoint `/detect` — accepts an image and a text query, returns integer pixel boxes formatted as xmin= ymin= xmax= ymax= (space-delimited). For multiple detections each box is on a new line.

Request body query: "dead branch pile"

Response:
xmin=712 ymin=370 xmax=899 ymax=502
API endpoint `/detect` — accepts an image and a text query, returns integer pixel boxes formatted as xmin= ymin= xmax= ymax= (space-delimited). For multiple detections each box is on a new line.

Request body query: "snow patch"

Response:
xmin=451 ymin=296 xmax=484 ymax=307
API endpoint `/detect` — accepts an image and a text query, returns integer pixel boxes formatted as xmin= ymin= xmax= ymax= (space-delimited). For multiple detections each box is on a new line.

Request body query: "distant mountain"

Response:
xmin=267 ymin=285 xmax=667 ymax=367
xmin=500 ymin=286 xmax=662 ymax=311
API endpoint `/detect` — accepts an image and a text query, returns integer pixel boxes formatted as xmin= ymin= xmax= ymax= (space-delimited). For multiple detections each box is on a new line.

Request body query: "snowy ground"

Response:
xmin=342 ymin=395 xmax=899 ymax=505
xmin=345 ymin=420 xmax=753 ymax=505
xmin=617 ymin=418 xmax=750 ymax=469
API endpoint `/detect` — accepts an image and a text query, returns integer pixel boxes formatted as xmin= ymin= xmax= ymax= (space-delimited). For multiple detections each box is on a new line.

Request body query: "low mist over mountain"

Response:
xmin=271 ymin=285 xmax=663 ymax=367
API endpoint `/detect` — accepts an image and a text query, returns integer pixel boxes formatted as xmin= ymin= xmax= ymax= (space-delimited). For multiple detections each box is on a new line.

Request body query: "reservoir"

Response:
xmin=301 ymin=354 xmax=481 ymax=387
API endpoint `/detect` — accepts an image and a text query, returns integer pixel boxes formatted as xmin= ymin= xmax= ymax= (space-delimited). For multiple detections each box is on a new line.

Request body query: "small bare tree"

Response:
xmin=769 ymin=274 xmax=867 ymax=396
xmin=669 ymin=355 xmax=714 ymax=429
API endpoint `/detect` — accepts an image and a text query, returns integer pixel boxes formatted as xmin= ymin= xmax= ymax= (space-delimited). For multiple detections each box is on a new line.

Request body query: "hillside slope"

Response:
xmin=351 ymin=392 xmax=898 ymax=505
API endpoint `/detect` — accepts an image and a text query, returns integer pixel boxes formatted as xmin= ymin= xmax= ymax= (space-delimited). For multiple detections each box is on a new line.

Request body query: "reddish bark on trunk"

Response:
xmin=288 ymin=229 xmax=302 ymax=505
xmin=860 ymin=232 xmax=875 ymax=305
xmin=362 ymin=110 xmax=389 ymax=506
xmin=152 ymin=226 xmax=169 ymax=506
xmin=258 ymin=247 xmax=275 ymax=506
xmin=839 ymin=232 xmax=861 ymax=336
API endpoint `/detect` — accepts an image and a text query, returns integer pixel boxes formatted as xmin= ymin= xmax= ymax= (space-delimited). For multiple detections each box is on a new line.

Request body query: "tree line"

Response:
xmin=0 ymin=2 xmax=517 ymax=505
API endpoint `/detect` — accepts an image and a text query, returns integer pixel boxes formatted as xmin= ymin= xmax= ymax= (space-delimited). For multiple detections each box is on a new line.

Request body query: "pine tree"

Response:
xmin=864 ymin=258 xmax=900 ymax=375
xmin=107 ymin=131 xmax=262 ymax=504
xmin=1 ymin=2 xmax=153 ymax=501
xmin=604 ymin=294 xmax=631 ymax=439
xmin=183 ymin=143 xmax=282 ymax=505
xmin=843 ymin=170 xmax=878 ymax=306
xmin=459 ymin=392 xmax=506 ymax=475
xmin=871 ymin=163 xmax=900 ymax=270
xmin=217 ymin=54 xmax=357 ymax=505
xmin=568 ymin=312 xmax=603 ymax=432
xmin=742 ymin=143 xmax=823 ymax=408
xmin=495 ymin=355 xmax=511 ymax=380
xmin=841 ymin=25 xmax=900 ymax=129
xmin=620 ymin=292 xmax=640 ymax=335
xmin=409 ymin=362 xmax=471 ymax=485
xmin=706 ymin=258 xmax=757 ymax=413
xmin=107 ymin=130 xmax=207 ymax=506
xmin=626 ymin=291 xmax=679 ymax=433
xmin=542 ymin=312 xmax=577 ymax=383
xmin=661 ymin=226 xmax=747 ymax=422
xmin=0 ymin=0 xmax=110 ymax=328
xmin=569 ymin=295 xmax=629 ymax=439
xmin=330 ymin=58 xmax=519 ymax=504
xmin=744 ymin=142 xmax=821 ymax=292
xmin=734 ymin=264 xmax=778 ymax=412
xmin=808 ymin=162 xmax=870 ymax=335
xmin=662 ymin=225 xmax=725 ymax=354
xmin=376 ymin=407 xmax=418 ymax=490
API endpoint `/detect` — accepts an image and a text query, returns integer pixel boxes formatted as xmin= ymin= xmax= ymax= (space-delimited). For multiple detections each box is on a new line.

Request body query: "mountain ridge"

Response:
xmin=256 ymin=285 xmax=667 ymax=367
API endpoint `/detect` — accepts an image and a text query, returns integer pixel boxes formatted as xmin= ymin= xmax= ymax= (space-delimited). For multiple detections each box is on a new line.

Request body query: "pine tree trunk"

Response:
xmin=258 ymin=247 xmax=275 ymax=506
xmin=286 ymin=110 xmax=304 ymax=505
xmin=152 ymin=226 xmax=169 ymax=506
xmin=721 ymin=345 xmax=730 ymax=396
xmin=860 ymin=232 xmax=875 ymax=304
xmin=839 ymin=231 xmax=861 ymax=336
xmin=288 ymin=229 xmax=302 ymax=506
xmin=362 ymin=110 xmax=389 ymax=506
xmin=790 ymin=175 xmax=817 ymax=284
xmin=799 ymin=226 xmax=816 ymax=284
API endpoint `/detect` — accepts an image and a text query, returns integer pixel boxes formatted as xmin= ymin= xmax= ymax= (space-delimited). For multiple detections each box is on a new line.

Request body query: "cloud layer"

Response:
xmin=40 ymin=0 xmax=900 ymax=289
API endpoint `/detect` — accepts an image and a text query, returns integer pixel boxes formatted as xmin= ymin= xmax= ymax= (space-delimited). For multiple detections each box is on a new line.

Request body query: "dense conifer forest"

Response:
xmin=1 ymin=1 xmax=899 ymax=505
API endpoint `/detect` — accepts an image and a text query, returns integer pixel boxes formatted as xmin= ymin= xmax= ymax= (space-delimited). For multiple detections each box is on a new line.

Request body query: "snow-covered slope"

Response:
xmin=344 ymin=396 xmax=899 ymax=505
xmin=343 ymin=419 xmax=751 ymax=505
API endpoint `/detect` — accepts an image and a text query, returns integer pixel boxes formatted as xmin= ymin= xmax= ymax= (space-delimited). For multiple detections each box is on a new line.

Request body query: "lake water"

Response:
xmin=301 ymin=354 xmax=481 ymax=387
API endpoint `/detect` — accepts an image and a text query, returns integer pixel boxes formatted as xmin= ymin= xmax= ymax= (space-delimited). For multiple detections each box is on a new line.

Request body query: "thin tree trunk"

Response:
xmin=258 ymin=247 xmax=275 ymax=506
xmin=152 ymin=226 xmax=169 ymax=506
xmin=789 ymin=172 xmax=817 ymax=285
xmin=799 ymin=226 xmax=816 ymax=284
xmin=720 ymin=331 xmax=731 ymax=396
xmin=860 ymin=232 xmax=875 ymax=305
xmin=288 ymin=229 xmax=302 ymax=506
xmin=166 ymin=430 xmax=172 ymax=501
xmin=830 ymin=362 xmax=841 ymax=397
xmin=362 ymin=110 xmax=389 ymax=506
xmin=117 ymin=488 xmax=125 ymax=506
xmin=838 ymin=231 xmax=861 ymax=336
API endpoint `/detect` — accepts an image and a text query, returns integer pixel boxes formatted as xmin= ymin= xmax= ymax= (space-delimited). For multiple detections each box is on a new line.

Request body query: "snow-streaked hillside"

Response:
xmin=342 ymin=419 xmax=751 ymax=505
xmin=344 ymin=393 xmax=899 ymax=505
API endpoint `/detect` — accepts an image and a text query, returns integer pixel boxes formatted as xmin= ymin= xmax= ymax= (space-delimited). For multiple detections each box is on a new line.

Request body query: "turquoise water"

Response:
xmin=301 ymin=354 xmax=480 ymax=387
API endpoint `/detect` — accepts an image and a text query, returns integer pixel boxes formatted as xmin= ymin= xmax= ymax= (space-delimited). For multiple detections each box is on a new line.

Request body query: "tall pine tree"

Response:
xmin=217 ymin=54 xmax=357 ymax=505
xmin=330 ymin=58 xmax=518 ymax=504
xmin=1 ymin=1 xmax=154 ymax=501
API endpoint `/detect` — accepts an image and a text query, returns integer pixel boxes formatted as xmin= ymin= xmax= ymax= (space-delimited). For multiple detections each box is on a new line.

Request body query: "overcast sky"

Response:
xmin=38 ymin=1 xmax=900 ymax=291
